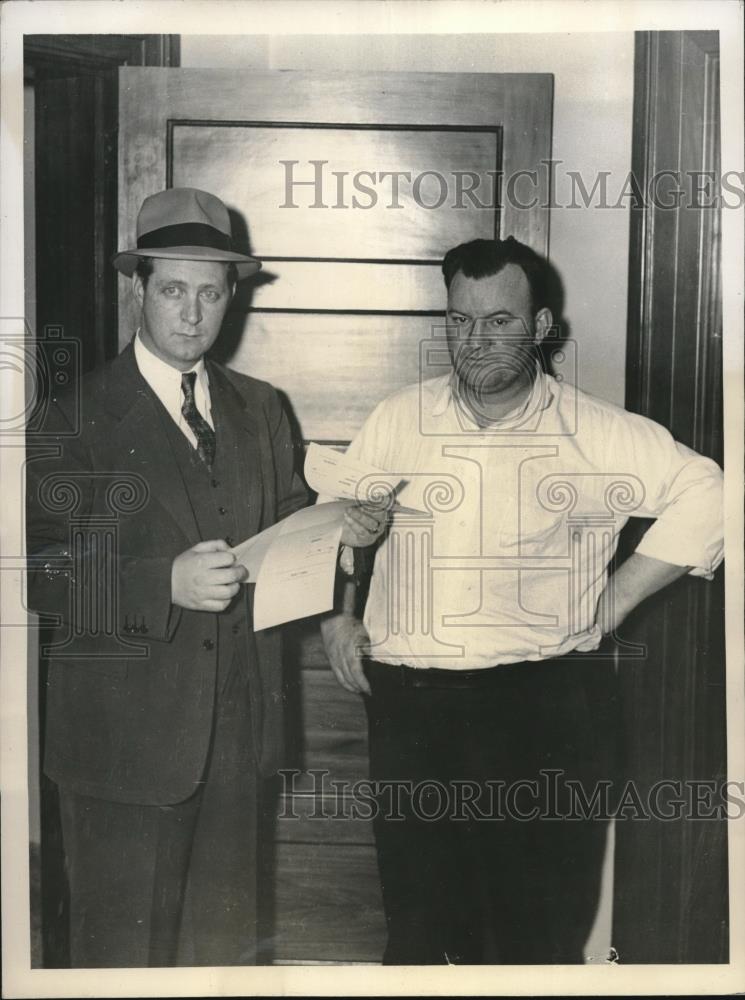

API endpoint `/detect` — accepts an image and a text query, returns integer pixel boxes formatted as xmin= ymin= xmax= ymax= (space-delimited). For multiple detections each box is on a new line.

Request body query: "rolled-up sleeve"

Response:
xmin=315 ymin=396 xmax=397 ymax=573
xmin=608 ymin=410 xmax=724 ymax=579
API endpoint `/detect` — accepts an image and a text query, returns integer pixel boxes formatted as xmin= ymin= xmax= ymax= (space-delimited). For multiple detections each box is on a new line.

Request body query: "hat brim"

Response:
xmin=112 ymin=246 xmax=261 ymax=280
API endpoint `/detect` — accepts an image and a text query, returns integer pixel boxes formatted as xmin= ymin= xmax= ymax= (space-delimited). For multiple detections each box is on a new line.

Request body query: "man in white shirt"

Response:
xmin=321 ymin=236 xmax=723 ymax=964
xmin=26 ymin=187 xmax=385 ymax=967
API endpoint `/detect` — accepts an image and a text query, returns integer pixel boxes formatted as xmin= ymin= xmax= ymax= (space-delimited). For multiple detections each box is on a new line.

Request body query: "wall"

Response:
xmin=180 ymin=32 xmax=635 ymax=406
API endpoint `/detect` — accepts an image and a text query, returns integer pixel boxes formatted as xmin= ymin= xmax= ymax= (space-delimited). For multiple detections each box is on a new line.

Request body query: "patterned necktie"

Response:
xmin=181 ymin=371 xmax=216 ymax=467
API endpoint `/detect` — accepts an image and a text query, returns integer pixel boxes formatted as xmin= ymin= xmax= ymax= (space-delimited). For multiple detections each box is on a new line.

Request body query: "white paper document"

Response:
xmin=231 ymin=445 xmax=425 ymax=631
xmin=305 ymin=442 xmax=427 ymax=512
xmin=304 ymin=441 xmax=403 ymax=504
xmin=231 ymin=501 xmax=349 ymax=631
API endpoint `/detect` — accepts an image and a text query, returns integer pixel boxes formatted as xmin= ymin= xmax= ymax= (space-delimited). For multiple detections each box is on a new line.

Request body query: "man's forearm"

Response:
xmin=597 ymin=551 xmax=691 ymax=634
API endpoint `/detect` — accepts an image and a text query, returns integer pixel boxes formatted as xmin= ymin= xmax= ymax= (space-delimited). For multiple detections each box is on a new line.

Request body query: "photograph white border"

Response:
xmin=2 ymin=1 xmax=743 ymax=996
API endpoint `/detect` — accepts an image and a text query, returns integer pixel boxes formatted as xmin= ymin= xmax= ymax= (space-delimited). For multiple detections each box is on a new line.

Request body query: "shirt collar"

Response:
xmin=431 ymin=362 xmax=553 ymax=428
xmin=134 ymin=329 xmax=207 ymax=386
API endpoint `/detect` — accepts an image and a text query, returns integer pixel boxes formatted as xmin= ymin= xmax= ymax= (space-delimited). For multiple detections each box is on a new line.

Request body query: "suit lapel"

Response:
xmin=207 ymin=362 xmax=264 ymax=542
xmin=102 ymin=345 xmax=202 ymax=546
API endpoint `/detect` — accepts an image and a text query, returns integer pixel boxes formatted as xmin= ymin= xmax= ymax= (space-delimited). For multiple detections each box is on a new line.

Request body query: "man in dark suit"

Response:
xmin=26 ymin=188 xmax=384 ymax=968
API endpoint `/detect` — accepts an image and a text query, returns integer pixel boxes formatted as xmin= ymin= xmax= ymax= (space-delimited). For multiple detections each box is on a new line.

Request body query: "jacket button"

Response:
xmin=202 ymin=638 xmax=214 ymax=651
xmin=211 ymin=479 xmax=220 ymax=488
xmin=218 ymin=506 xmax=227 ymax=515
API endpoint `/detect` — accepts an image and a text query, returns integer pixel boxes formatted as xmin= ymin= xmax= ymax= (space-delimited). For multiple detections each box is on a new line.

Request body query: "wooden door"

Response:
xmin=118 ymin=67 xmax=553 ymax=962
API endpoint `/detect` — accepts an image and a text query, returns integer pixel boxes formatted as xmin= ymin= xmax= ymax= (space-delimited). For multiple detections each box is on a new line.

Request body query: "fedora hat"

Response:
xmin=112 ymin=187 xmax=261 ymax=279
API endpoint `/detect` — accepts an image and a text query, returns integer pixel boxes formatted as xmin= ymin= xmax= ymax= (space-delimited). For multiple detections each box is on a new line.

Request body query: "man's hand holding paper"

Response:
xmin=339 ymin=501 xmax=388 ymax=548
xmin=172 ymin=538 xmax=248 ymax=612
xmin=230 ymin=445 xmax=394 ymax=630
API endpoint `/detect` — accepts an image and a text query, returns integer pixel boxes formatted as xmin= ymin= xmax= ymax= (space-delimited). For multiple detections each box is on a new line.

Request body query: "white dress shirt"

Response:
xmin=134 ymin=331 xmax=214 ymax=450
xmin=336 ymin=371 xmax=723 ymax=670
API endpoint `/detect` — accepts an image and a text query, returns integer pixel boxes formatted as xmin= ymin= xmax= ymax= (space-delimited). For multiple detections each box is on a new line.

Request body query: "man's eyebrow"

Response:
xmin=155 ymin=278 xmax=223 ymax=290
xmin=446 ymin=307 xmax=516 ymax=318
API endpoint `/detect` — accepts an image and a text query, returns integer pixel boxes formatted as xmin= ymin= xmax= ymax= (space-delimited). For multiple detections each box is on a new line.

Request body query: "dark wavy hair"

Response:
xmin=442 ymin=236 xmax=550 ymax=314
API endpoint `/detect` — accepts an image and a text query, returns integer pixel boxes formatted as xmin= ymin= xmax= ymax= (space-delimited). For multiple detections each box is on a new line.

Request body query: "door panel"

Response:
xmin=119 ymin=68 xmax=552 ymax=353
xmin=249 ymin=261 xmax=445 ymax=312
xmin=119 ymin=66 xmax=553 ymax=963
xmin=171 ymin=121 xmax=501 ymax=258
xmin=226 ymin=313 xmax=440 ymax=441
xmin=272 ymin=843 xmax=386 ymax=964
xmin=614 ymin=32 xmax=726 ymax=963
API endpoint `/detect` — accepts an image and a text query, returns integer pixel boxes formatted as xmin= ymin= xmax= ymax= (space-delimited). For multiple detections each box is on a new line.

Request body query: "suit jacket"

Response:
xmin=26 ymin=343 xmax=307 ymax=805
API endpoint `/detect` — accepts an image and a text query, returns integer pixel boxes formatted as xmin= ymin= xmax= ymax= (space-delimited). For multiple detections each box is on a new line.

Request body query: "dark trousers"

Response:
xmin=56 ymin=653 xmax=259 ymax=968
xmin=363 ymin=651 xmax=619 ymax=965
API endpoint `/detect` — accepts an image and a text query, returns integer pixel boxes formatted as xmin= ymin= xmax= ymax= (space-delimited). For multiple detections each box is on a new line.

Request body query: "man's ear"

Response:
xmin=534 ymin=307 xmax=553 ymax=343
xmin=131 ymin=271 xmax=145 ymax=309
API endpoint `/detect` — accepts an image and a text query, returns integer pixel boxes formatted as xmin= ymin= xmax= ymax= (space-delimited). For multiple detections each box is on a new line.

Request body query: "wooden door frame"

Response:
xmin=25 ymin=34 xmax=180 ymax=373
xmin=624 ymin=30 xmax=722 ymax=461
xmin=613 ymin=30 xmax=726 ymax=963
xmin=24 ymin=34 xmax=180 ymax=76
xmin=25 ymin=34 xmax=179 ymax=968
